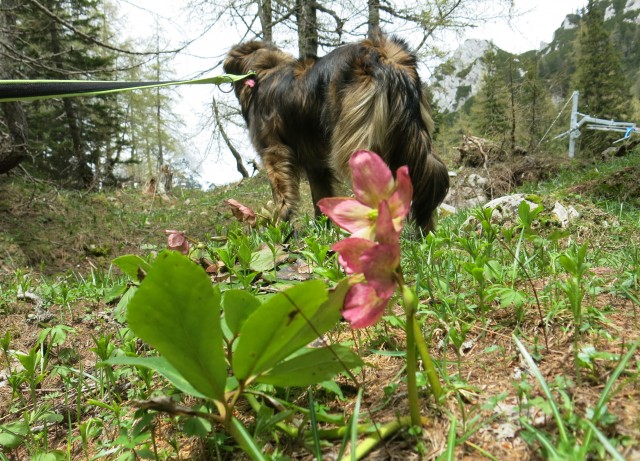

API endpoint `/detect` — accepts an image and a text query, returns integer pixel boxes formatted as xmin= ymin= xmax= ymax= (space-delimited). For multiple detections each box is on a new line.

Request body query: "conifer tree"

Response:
xmin=8 ymin=0 xmax=126 ymax=186
xmin=573 ymin=0 xmax=630 ymax=155
xmin=473 ymin=48 xmax=510 ymax=145
xmin=518 ymin=56 xmax=554 ymax=153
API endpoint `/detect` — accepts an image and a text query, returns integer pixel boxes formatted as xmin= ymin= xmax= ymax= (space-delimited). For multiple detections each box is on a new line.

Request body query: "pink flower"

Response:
xmin=318 ymin=150 xmax=413 ymax=329
xmin=244 ymin=79 xmax=255 ymax=88
xmin=331 ymin=202 xmax=402 ymax=328
xmin=225 ymin=199 xmax=257 ymax=227
xmin=336 ymin=241 xmax=400 ymax=328
xmin=165 ymin=230 xmax=190 ymax=255
xmin=317 ymin=150 xmax=412 ymax=241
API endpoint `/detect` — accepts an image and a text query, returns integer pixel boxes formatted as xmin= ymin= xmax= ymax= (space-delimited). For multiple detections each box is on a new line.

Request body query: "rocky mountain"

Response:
xmin=429 ymin=0 xmax=640 ymax=114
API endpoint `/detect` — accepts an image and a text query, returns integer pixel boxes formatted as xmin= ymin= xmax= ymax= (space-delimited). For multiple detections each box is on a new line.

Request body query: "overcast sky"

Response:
xmin=116 ymin=0 xmax=588 ymax=187
xmin=468 ymin=1 xmax=587 ymax=53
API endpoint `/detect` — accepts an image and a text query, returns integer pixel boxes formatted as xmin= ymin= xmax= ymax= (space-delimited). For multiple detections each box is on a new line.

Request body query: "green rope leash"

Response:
xmin=0 ymin=73 xmax=252 ymax=102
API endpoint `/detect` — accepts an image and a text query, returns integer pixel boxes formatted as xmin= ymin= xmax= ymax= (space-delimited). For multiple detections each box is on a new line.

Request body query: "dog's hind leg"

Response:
xmin=307 ymin=168 xmax=336 ymax=218
xmin=261 ymin=144 xmax=301 ymax=221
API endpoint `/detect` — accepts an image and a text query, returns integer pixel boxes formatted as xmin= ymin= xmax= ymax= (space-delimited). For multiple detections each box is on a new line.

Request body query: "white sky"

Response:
xmin=468 ymin=1 xmax=587 ymax=53
xmin=116 ymin=0 xmax=588 ymax=186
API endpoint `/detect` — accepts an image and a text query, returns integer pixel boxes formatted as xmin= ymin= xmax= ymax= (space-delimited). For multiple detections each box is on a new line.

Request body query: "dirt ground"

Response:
xmin=2 ymin=265 xmax=639 ymax=460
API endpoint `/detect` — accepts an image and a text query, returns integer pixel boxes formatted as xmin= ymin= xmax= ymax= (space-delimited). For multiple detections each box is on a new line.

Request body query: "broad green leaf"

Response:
xmin=0 ymin=420 xmax=28 ymax=449
xmin=104 ymin=283 xmax=128 ymax=303
xmin=104 ymin=356 xmax=207 ymax=399
xmin=223 ymin=290 xmax=261 ymax=336
xmin=233 ymin=279 xmax=348 ymax=381
xmin=31 ymin=452 xmax=66 ymax=461
xmin=250 ymin=246 xmax=288 ymax=272
xmin=113 ymin=255 xmax=152 ymax=282
xmin=114 ymin=286 xmax=137 ymax=323
xmin=319 ymin=380 xmax=345 ymax=400
xmin=489 ymin=287 xmax=527 ymax=308
xmin=257 ymin=345 xmax=363 ymax=387
xmin=182 ymin=416 xmax=213 ymax=437
xmin=126 ymin=251 xmax=226 ymax=401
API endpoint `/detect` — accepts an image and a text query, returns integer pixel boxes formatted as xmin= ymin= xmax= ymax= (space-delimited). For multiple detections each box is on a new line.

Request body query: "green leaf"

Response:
xmin=114 ymin=286 xmax=137 ymax=324
xmin=250 ymin=246 xmax=288 ymax=272
xmin=31 ymin=452 xmax=66 ymax=461
xmin=113 ymin=255 xmax=152 ymax=282
xmin=182 ymin=416 xmax=213 ymax=437
xmin=104 ymin=283 xmax=128 ymax=304
xmin=126 ymin=251 xmax=226 ymax=401
xmin=233 ymin=279 xmax=348 ymax=381
xmin=489 ymin=287 xmax=527 ymax=308
xmin=229 ymin=417 xmax=268 ymax=461
xmin=0 ymin=420 xmax=28 ymax=449
xmin=223 ymin=290 xmax=261 ymax=336
xmin=319 ymin=380 xmax=345 ymax=399
xmin=514 ymin=335 xmax=569 ymax=445
xmin=104 ymin=355 xmax=207 ymax=399
xmin=257 ymin=345 xmax=363 ymax=387
xmin=558 ymin=254 xmax=578 ymax=276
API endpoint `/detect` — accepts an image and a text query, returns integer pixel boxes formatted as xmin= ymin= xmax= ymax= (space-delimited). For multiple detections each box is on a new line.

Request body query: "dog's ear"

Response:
xmin=223 ymin=41 xmax=270 ymax=75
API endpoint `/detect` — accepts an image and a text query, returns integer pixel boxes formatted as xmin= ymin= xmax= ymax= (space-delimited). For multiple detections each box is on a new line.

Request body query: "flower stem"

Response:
xmin=338 ymin=416 xmax=428 ymax=461
xmin=412 ymin=320 xmax=444 ymax=402
xmin=402 ymin=285 xmax=423 ymax=427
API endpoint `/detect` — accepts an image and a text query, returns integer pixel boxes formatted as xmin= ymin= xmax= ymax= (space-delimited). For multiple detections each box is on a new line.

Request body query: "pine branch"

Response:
xmin=26 ymin=0 xmax=187 ymax=56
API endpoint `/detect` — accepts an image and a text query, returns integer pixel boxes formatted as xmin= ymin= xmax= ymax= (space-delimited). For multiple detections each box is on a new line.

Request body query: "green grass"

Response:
xmin=1 ymin=150 xmax=639 ymax=460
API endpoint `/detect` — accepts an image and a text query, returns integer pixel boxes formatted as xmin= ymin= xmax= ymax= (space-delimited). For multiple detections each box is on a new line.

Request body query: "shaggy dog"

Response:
xmin=223 ymin=34 xmax=449 ymax=231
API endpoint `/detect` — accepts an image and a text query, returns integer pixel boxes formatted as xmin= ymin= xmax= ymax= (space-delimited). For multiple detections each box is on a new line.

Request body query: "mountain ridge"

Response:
xmin=430 ymin=0 xmax=640 ymax=114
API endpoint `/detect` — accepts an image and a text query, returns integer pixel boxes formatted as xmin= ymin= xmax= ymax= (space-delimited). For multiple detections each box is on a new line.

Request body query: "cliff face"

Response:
xmin=430 ymin=39 xmax=491 ymax=113
xmin=429 ymin=0 xmax=640 ymax=114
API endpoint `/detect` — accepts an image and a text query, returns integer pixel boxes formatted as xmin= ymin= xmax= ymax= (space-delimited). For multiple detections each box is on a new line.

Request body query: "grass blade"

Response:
xmin=444 ymin=416 xmax=457 ymax=461
xmin=308 ymin=389 xmax=322 ymax=461
xmin=513 ymin=335 xmax=570 ymax=444
xmin=582 ymin=419 xmax=625 ymax=461
xmin=350 ymin=388 xmax=364 ymax=461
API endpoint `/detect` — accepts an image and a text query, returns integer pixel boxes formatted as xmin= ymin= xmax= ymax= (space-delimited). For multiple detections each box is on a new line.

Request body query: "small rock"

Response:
xmin=551 ymin=201 xmax=580 ymax=228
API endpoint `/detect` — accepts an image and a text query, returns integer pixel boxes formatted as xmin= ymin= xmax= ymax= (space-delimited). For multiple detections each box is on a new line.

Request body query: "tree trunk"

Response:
xmin=259 ymin=0 xmax=273 ymax=43
xmin=155 ymin=30 xmax=164 ymax=170
xmin=0 ymin=0 xmax=29 ymax=173
xmin=368 ymin=0 xmax=380 ymax=37
xmin=296 ymin=0 xmax=317 ymax=57
xmin=508 ymin=60 xmax=517 ymax=154
xmin=157 ymin=164 xmax=172 ymax=195
xmin=47 ymin=0 xmax=92 ymax=186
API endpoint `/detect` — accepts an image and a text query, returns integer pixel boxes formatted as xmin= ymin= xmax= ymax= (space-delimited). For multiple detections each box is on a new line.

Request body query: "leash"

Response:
xmin=0 ymin=73 xmax=252 ymax=102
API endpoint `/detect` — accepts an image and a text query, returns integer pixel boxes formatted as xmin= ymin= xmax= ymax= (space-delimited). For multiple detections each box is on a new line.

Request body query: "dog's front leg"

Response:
xmin=261 ymin=144 xmax=301 ymax=221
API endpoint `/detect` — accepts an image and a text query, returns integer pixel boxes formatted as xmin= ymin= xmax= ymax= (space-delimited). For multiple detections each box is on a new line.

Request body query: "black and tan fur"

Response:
xmin=223 ymin=34 xmax=449 ymax=231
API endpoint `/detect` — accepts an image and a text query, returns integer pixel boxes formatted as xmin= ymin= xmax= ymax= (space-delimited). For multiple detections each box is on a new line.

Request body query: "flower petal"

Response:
xmin=350 ymin=151 xmax=395 ymax=208
xmin=332 ymin=238 xmax=376 ymax=275
xmin=387 ymin=166 xmax=413 ymax=226
xmin=374 ymin=200 xmax=401 ymax=244
xmin=361 ymin=242 xmax=400 ymax=297
xmin=225 ymin=199 xmax=257 ymax=227
xmin=342 ymin=284 xmax=390 ymax=328
xmin=165 ymin=230 xmax=190 ymax=255
xmin=318 ymin=197 xmax=376 ymax=239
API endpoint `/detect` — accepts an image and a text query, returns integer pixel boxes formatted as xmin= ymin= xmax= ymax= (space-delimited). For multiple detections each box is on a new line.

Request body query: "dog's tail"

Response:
xmin=329 ymin=35 xmax=448 ymax=231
